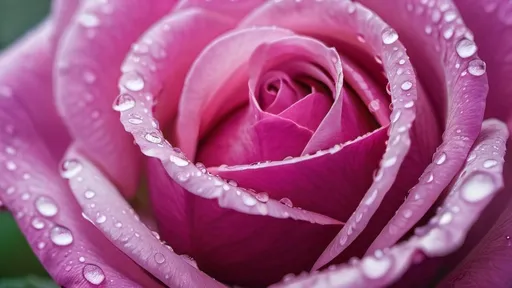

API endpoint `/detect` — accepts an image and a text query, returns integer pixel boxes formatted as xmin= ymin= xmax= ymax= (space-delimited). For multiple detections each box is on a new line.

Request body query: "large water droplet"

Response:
xmin=435 ymin=152 xmax=447 ymax=165
xmin=83 ymin=264 xmax=105 ymax=285
xmin=113 ymin=93 xmax=136 ymax=112
xmin=467 ymin=59 xmax=486 ymax=76
xmin=50 ymin=226 xmax=74 ymax=246
xmin=122 ymin=72 xmax=145 ymax=91
xmin=460 ymin=172 xmax=495 ymax=203
xmin=96 ymin=214 xmax=107 ymax=224
xmin=361 ymin=256 xmax=392 ymax=279
xmin=400 ymin=81 xmax=413 ymax=91
xmin=483 ymin=159 xmax=498 ymax=168
xmin=279 ymin=197 xmax=293 ymax=207
xmin=154 ymin=253 xmax=166 ymax=264
xmin=242 ymin=193 xmax=258 ymax=206
xmin=255 ymin=192 xmax=269 ymax=203
xmin=77 ymin=13 xmax=100 ymax=27
xmin=456 ymin=39 xmax=477 ymax=58
xmin=35 ymin=196 xmax=58 ymax=217
xmin=382 ymin=28 xmax=399 ymax=44
xmin=60 ymin=159 xmax=83 ymax=179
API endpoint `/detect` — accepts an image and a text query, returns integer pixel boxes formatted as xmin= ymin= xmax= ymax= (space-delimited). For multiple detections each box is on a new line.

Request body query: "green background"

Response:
xmin=0 ymin=0 xmax=56 ymax=286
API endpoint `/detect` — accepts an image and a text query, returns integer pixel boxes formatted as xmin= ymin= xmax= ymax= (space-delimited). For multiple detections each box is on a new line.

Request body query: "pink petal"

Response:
xmin=55 ymin=0 xmax=177 ymax=196
xmin=63 ymin=148 xmax=226 ymax=288
xmin=454 ymin=0 xmax=512 ymax=123
xmin=0 ymin=96 xmax=160 ymax=287
xmin=0 ymin=21 xmax=70 ymax=160
xmin=358 ymin=0 xmax=489 ymax=255
xmin=269 ymin=119 xmax=508 ymax=288
xmin=240 ymin=0 xmax=420 ymax=269
xmin=279 ymin=92 xmax=332 ymax=132
xmin=173 ymin=0 xmax=266 ymax=22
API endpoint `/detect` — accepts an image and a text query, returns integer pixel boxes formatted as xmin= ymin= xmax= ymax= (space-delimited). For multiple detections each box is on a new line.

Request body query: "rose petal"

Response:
xmin=173 ymin=0 xmax=266 ymax=22
xmin=240 ymin=0 xmax=420 ymax=269
xmin=269 ymin=119 xmax=508 ymax=288
xmin=278 ymin=92 xmax=332 ymax=131
xmin=175 ymin=27 xmax=296 ymax=159
xmin=55 ymin=0 xmax=177 ymax=196
xmin=0 ymin=20 xmax=70 ymax=160
xmin=359 ymin=0 xmax=489 ymax=254
xmin=51 ymin=0 xmax=80 ymax=39
xmin=0 ymin=96 xmax=160 ymax=287
xmin=63 ymin=149 xmax=226 ymax=288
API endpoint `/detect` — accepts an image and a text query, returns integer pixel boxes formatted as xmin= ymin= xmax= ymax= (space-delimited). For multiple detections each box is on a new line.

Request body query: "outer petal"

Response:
xmin=55 ymin=0 xmax=177 ymax=196
xmin=359 ymin=0 xmax=489 ymax=255
xmin=0 ymin=95 xmax=159 ymax=287
xmin=454 ymin=0 xmax=512 ymax=123
xmin=269 ymin=119 xmax=508 ymax=288
xmin=173 ymin=0 xmax=266 ymax=22
xmin=0 ymin=21 xmax=70 ymax=160
xmin=62 ymin=149 xmax=226 ymax=288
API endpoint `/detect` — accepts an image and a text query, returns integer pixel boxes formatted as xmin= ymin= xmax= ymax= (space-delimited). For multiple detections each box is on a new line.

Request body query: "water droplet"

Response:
xmin=5 ymin=161 xmax=17 ymax=171
xmin=404 ymin=100 xmax=414 ymax=108
xmin=400 ymin=81 xmax=413 ymax=91
xmin=128 ymin=113 xmax=143 ymax=124
xmin=169 ymin=155 xmax=188 ymax=167
xmin=435 ymin=152 xmax=447 ymax=165
xmin=96 ymin=214 xmax=106 ymax=224
xmin=151 ymin=231 xmax=161 ymax=240
xmin=115 ymin=222 xmax=122 ymax=228
xmin=403 ymin=209 xmax=413 ymax=218
xmin=456 ymin=39 xmax=477 ymax=58
xmin=5 ymin=146 xmax=16 ymax=155
xmin=37 ymin=241 xmax=46 ymax=250
xmin=77 ymin=13 xmax=100 ymax=27
xmin=391 ymin=110 xmax=401 ymax=123
xmin=460 ymin=172 xmax=495 ymax=203
xmin=365 ymin=189 xmax=378 ymax=205
xmin=483 ymin=159 xmax=498 ymax=168
xmin=84 ymin=190 xmax=96 ymax=199
xmin=255 ymin=192 xmax=269 ymax=203
xmin=83 ymin=264 xmax=105 ymax=285
xmin=50 ymin=226 xmax=73 ymax=246
xmin=242 ymin=193 xmax=258 ymax=206
xmin=425 ymin=172 xmax=434 ymax=183
xmin=83 ymin=71 xmax=96 ymax=84
xmin=60 ymin=159 xmax=83 ymax=179
xmin=443 ymin=10 xmax=457 ymax=22
xmin=438 ymin=211 xmax=453 ymax=225
xmin=31 ymin=217 xmax=45 ymax=230
xmin=279 ymin=197 xmax=293 ymax=207
xmin=467 ymin=59 xmax=486 ymax=76
xmin=21 ymin=192 xmax=30 ymax=200
xmin=144 ymin=132 xmax=162 ymax=144
xmin=356 ymin=34 xmax=366 ymax=43
xmin=122 ymin=72 xmax=145 ymax=91
xmin=35 ymin=196 xmax=58 ymax=217
xmin=361 ymin=256 xmax=392 ymax=279
xmin=79 ymin=256 xmax=86 ymax=262
xmin=113 ymin=93 xmax=136 ymax=112
xmin=425 ymin=25 xmax=433 ymax=35
xmin=385 ymin=82 xmax=391 ymax=95
xmin=383 ymin=156 xmax=397 ymax=167
xmin=176 ymin=172 xmax=190 ymax=182
xmin=154 ymin=253 xmax=165 ymax=264
xmin=382 ymin=28 xmax=399 ymax=44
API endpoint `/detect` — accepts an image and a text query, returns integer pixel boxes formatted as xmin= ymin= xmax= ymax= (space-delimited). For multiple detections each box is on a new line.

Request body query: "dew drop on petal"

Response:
xmin=169 ymin=155 xmax=188 ymax=167
xmin=144 ymin=132 xmax=162 ymax=144
xmin=460 ymin=172 xmax=495 ymax=203
xmin=467 ymin=59 xmax=486 ymax=76
xmin=456 ymin=38 xmax=477 ymax=58
xmin=279 ymin=197 xmax=293 ymax=207
xmin=361 ymin=256 xmax=392 ymax=279
xmin=121 ymin=72 xmax=145 ymax=91
xmin=242 ymin=193 xmax=258 ymax=206
xmin=60 ymin=159 xmax=83 ymax=179
xmin=435 ymin=152 xmax=447 ymax=165
xmin=255 ymin=192 xmax=269 ymax=203
xmin=50 ymin=226 xmax=74 ymax=246
xmin=96 ymin=214 xmax=107 ymax=224
xmin=400 ymin=81 xmax=413 ymax=91
xmin=154 ymin=253 xmax=166 ymax=264
xmin=35 ymin=196 xmax=58 ymax=217
xmin=438 ymin=211 xmax=453 ymax=225
xmin=31 ymin=217 xmax=45 ymax=230
xmin=83 ymin=264 xmax=105 ymax=285
xmin=84 ymin=190 xmax=96 ymax=199
xmin=79 ymin=256 xmax=86 ymax=263
xmin=383 ymin=156 xmax=397 ymax=167
xmin=483 ymin=159 xmax=498 ymax=168
xmin=382 ymin=28 xmax=399 ymax=44
xmin=77 ymin=13 xmax=100 ymax=27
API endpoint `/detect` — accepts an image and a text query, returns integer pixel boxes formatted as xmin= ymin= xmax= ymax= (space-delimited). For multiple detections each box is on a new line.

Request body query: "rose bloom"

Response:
xmin=1 ymin=0 xmax=511 ymax=287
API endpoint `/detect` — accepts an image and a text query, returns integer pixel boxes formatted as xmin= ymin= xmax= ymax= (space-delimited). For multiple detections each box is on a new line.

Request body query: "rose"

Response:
xmin=0 ymin=0 xmax=510 ymax=287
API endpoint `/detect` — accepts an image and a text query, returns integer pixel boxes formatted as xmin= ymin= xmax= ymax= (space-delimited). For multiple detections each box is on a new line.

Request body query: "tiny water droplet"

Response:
xmin=77 ymin=13 xmax=100 ymax=27
xmin=83 ymin=264 xmax=105 ymax=285
xmin=84 ymin=190 xmax=96 ymax=199
xmin=382 ymin=28 xmax=399 ymax=44
xmin=144 ymin=132 xmax=162 ymax=144
xmin=255 ymin=192 xmax=269 ymax=203
xmin=37 ymin=241 xmax=46 ymax=250
xmin=400 ymin=81 xmax=413 ymax=91
xmin=483 ymin=159 xmax=498 ymax=168
xmin=456 ymin=39 xmax=477 ymax=58
xmin=60 ymin=159 xmax=83 ymax=179
xmin=113 ymin=93 xmax=136 ymax=111
xmin=35 ymin=196 xmax=58 ymax=217
xmin=435 ymin=152 xmax=447 ymax=165
xmin=154 ymin=253 xmax=166 ymax=264
xmin=443 ymin=10 xmax=457 ymax=22
xmin=79 ymin=256 xmax=86 ymax=262
xmin=242 ymin=193 xmax=258 ymax=206
xmin=467 ymin=59 xmax=486 ymax=76
xmin=169 ymin=155 xmax=188 ymax=167
xmin=438 ymin=211 xmax=453 ymax=225
xmin=5 ymin=161 xmax=17 ymax=171
xmin=96 ymin=214 xmax=106 ymax=224
xmin=122 ymin=72 xmax=145 ymax=91
xmin=31 ymin=217 xmax=45 ymax=230
xmin=50 ymin=226 xmax=74 ymax=246
xmin=279 ymin=197 xmax=293 ymax=207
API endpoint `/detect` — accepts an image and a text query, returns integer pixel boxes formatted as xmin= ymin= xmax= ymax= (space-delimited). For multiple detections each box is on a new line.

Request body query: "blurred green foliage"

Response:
xmin=0 ymin=0 xmax=54 ymax=285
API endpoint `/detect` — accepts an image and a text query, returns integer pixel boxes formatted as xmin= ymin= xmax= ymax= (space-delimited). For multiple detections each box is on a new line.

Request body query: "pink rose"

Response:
xmin=1 ymin=0 xmax=511 ymax=287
